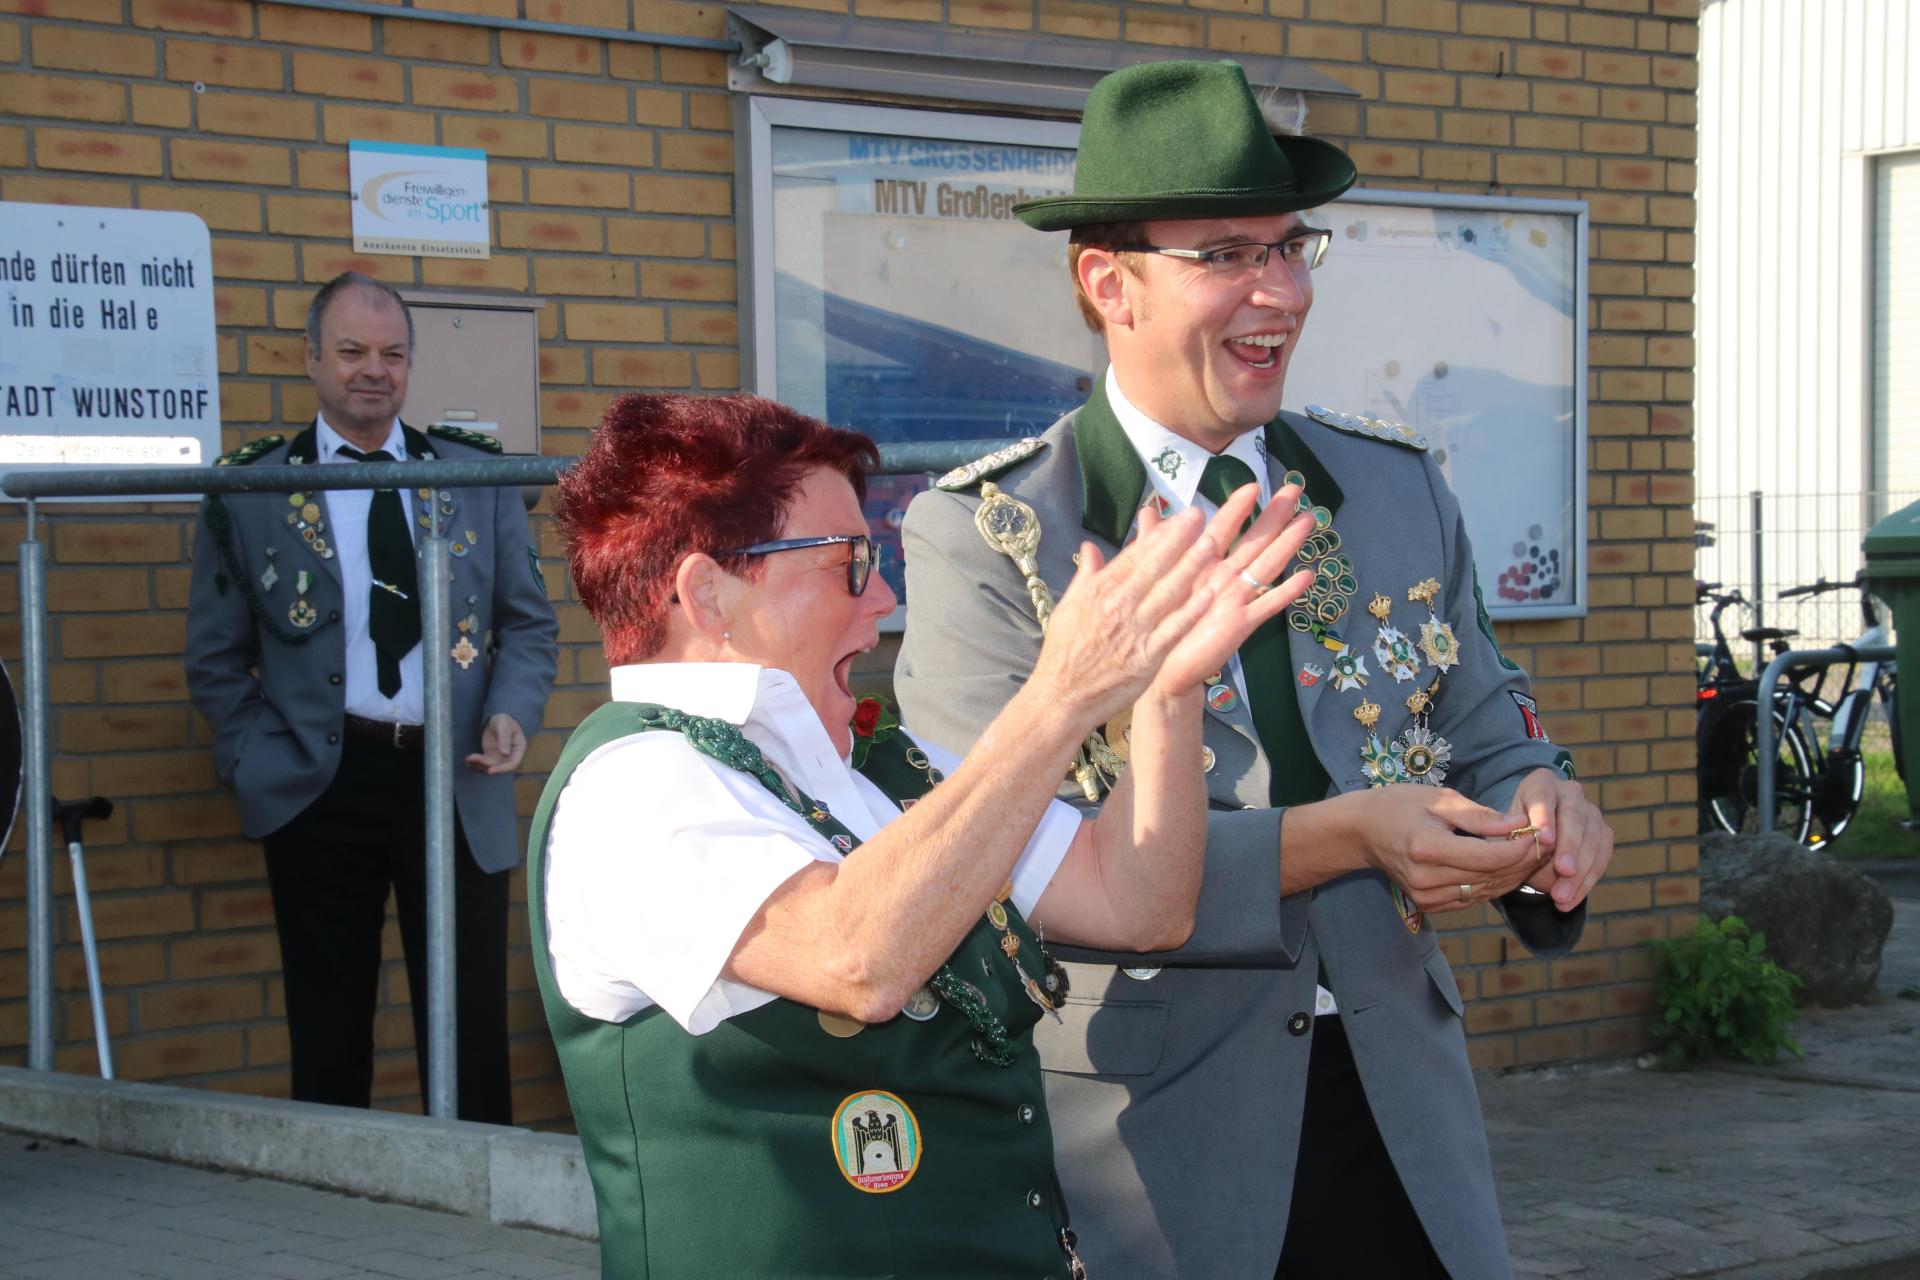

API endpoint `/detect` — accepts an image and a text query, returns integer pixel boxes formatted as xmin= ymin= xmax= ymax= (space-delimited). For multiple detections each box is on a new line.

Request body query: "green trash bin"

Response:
xmin=1863 ymin=498 xmax=1920 ymax=823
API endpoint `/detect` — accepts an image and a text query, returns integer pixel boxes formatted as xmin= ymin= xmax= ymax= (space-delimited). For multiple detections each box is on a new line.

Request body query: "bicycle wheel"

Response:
xmin=1808 ymin=747 xmax=1865 ymax=849
xmin=1698 ymin=697 xmax=1815 ymax=842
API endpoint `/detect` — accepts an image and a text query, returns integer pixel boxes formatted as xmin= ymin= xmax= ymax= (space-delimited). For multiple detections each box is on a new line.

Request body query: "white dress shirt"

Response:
xmin=543 ymin=662 xmax=1081 ymax=1034
xmin=316 ymin=415 xmax=424 ymax=724
xmin=1106 ymin=370 xmax=1339 ymax=1014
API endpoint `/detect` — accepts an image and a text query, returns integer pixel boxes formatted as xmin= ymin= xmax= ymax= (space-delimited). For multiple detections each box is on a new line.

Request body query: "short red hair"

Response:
xmin=556 ymin=393 xmax=879 ymax=664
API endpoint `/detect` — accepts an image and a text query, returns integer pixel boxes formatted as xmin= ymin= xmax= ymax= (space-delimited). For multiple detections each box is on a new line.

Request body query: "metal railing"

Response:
xmin=1696 ymin=487 xmax=1920 ymax=655
xmin=1752 ymin=644 xmax=1899 ymax=825
xmin=4 ymin=437 xmax=1001 ymax=1116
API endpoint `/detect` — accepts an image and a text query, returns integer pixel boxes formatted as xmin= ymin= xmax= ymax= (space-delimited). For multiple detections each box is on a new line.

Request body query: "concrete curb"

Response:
xmin=0 ymin=1066 xmax=597 ymax=1239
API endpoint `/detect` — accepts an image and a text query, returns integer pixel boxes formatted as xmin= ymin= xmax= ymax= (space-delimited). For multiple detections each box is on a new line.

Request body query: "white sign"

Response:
xmin=1288 ymin=192 xmax=1588 ymax=620
xmin=0 ymin=202 xmax=220 ymax=495
xmin=349 ymin=141 xmax=490 ymax=259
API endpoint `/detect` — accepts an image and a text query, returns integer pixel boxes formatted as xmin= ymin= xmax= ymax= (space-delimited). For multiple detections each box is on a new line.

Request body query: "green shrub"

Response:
xmin=1650 ymin=915 xmax=1803 ymax=1067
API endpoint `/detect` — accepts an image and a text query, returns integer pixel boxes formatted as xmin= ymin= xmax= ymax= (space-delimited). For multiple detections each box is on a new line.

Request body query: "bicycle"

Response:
xmin=1696 ymin=578 xmax=1902 ymax=848
xmin=1695 ymin=582 xmax=1813 ymax=842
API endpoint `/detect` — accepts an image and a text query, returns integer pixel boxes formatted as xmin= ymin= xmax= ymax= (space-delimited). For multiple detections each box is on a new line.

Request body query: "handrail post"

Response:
xmin=1749 ymin=490 xmax=1765 ymax=674
xmin=421 ymin=532 xmax=457 ymax=1120
xmin=1751 ymin=644 xmax=1899 ymax=832
xmin=21 ymin=501 xmax=53 ymax=1071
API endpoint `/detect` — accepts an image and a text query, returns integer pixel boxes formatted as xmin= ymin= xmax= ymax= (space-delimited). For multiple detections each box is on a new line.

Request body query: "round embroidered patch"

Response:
xmin=832 ymin=1090 xmax=922 ymax=1194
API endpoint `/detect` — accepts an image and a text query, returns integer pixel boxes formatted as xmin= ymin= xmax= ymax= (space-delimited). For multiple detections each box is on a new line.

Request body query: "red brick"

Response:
xmin=165 ymin=38 xmax=281 ymax=88
xmin=131 ymin=0 xmax=252 ymax=36
xmin=172 ymin=137 xmax=291 ymax=185
xmin=500 ymin=30 xmax=601 ymax=72
xmin=412 ymin=66 xmax=519 ymax=111
xmin=141 ymin=980 xmax=265 ymax=1030
xmin=30 ymin=26 xmax=156 ymax=76
xmin=259 ymin=2 xmax=370 ymax=49
xmin=170 ymin=931 xmax=280 ymax=979
xmin=381 ymin=17 xmax=490 ymax=63
xmin=38 ymin=128 xmax=162 ymax=176
xmin=290 ymin=52 xmax=403 ymax=102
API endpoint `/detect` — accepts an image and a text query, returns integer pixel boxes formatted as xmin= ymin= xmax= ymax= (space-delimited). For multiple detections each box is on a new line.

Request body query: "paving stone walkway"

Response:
xmin=4 ymin=896 xmax=1916 ymax=1279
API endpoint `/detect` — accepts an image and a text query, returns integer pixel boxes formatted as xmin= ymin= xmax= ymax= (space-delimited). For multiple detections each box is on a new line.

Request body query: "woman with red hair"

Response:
xmin=529 ymin=392 xmax=1313 ymax=1278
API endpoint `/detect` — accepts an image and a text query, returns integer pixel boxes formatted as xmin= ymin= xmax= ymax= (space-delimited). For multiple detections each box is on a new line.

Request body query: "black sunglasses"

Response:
xmin=718 ymin=534 xmax=878 ymax=596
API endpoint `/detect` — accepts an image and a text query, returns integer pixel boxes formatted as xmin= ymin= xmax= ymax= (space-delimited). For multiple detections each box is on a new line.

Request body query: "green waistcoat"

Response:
xmin=528 ymin=702 xmax=1077 ymax=1279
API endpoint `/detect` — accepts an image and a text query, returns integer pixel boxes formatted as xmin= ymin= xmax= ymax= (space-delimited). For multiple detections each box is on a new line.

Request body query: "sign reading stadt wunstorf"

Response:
xmin=0 ymin=202 xmax=219 ymax=492
xmin=348 ymin=141 xmax=491 ymax=259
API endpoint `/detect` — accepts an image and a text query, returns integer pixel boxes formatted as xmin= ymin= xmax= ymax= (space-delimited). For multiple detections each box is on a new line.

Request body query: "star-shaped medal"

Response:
xmin=1418 ymin=618 xmax=1460 ymax=673
xmin=1361 ymin=734 xmax=1408 ymax=787
xmin=1329 ymin=644 xmax=1369 ymax=692
xmin=1392 ymin=725 xmax=1453 ymax=787
xmin=1372 ymin=626 xmax=1421 ymax=683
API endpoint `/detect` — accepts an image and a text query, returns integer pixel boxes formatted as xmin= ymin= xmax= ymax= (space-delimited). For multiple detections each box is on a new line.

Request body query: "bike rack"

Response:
xmin=1753 ymin=644 xmax=1899 ymax=827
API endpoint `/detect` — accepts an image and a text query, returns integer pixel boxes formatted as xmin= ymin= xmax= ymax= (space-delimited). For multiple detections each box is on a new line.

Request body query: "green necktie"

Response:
xmin=338 ymin=445 xmax=421 ymax=698
xmin=1195 ymin=453 xmax=1330 ymax=807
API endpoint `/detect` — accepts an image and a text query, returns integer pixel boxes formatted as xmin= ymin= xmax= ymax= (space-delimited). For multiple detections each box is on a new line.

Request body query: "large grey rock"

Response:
xmin=1700 ymin=832 xmax=1894 ymax=1006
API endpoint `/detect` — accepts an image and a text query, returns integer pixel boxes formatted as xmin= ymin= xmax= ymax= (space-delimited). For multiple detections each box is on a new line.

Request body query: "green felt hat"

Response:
xmin=1014 ymin=60 xmax=1357 ymax=233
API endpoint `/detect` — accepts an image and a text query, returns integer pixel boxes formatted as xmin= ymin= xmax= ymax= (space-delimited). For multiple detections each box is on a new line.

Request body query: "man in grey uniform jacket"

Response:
xmin=186 ymin=273 xmax=558 ymax=1122
xmin=895 ymin=62 xmax=1614 ymax=1278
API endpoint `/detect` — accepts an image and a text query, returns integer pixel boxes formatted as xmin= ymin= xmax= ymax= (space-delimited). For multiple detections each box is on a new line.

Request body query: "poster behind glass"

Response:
xmin=768 ymin=127 xmax=1102 ymax=608
xmin=1286 ymin=197 xmax=1585 ymax=618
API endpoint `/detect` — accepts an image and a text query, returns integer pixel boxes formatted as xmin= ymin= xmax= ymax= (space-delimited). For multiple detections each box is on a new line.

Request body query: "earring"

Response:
xmin=722 ymin=630 xmax=731 ymax=640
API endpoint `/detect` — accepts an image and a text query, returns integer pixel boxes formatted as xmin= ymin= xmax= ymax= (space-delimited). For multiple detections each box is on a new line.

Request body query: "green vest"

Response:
xmin=528 ymin=702 xmax=1078 ymax=1279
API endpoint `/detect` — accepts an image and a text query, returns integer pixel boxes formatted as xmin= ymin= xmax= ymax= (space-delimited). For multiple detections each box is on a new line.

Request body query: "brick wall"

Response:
xmin=0 ymin=0 xmax=1700 ymax=1113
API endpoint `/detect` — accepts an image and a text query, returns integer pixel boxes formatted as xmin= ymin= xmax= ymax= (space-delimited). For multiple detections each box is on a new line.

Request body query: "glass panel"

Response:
xmin=768 ymin=125 xmax=1101 ymax=605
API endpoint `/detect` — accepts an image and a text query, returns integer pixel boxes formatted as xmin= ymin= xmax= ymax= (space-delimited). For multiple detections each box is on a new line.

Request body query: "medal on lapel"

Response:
xmin=259 ymin=547 xmax=278 ymax=592
xmin=1391 ymin=724 xmax=1452 ymax=786
xmin=1360 ymin=733 xmax=1408 ymax=787
xmin=1328 ymin=644 xmax=1368 ymax=692
xmin=1418 ymin=617 xmax=1460 ymax=673
xmin=288 ymin=570 xmax=316 ymax=628
xmin=1372 ymin=625 xmax=1421 ymax=683
xmin=287 ymin=492 xmax=333 ymax=559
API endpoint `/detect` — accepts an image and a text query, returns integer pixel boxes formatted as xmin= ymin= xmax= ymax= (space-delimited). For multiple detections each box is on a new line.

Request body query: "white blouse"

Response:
xmin=543 ymin=661 xmax=1080 ymax=1034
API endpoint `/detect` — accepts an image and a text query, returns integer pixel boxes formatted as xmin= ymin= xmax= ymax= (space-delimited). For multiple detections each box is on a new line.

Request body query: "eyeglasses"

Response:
xmin=718 ymin=534 xmax=879 ymax=597
xmin=1111 ymin=227 xmax=1332 ymax=282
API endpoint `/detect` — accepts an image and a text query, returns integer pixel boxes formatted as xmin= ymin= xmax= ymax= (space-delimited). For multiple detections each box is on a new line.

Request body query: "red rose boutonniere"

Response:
xmin=849 ymin=696 xmax=900 ymax=768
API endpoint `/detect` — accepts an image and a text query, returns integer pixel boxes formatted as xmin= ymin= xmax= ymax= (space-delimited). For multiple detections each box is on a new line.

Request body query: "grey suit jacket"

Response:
xmin=895 ymin=383 xmax=1582 ymax=1280
xmin=184 ymin=423 xmax=559 ymax=873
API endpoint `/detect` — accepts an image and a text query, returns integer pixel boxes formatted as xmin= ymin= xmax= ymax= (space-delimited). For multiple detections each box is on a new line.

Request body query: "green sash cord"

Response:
xmin=635 ymin=705 xmax=1018 ymax=1067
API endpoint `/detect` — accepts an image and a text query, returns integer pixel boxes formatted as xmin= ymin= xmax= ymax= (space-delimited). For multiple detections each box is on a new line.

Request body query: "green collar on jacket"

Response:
xmin=1073 ymin=384 xmax=1346 ymax=545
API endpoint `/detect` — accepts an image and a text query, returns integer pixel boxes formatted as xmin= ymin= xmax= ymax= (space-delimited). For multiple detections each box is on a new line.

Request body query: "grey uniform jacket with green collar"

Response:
xmin=894 ymin=384 xmax=1582 ymax=1280
xmin=184 ymin=423 xmax=559 ymax=874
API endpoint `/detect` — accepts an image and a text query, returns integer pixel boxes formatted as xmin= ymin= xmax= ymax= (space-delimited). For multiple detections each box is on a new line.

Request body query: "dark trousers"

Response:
xmin=1276 ymin=1014 xmax=1449 ymax=1279
xmin=262 ymin=736 xmax=513 ymax=1124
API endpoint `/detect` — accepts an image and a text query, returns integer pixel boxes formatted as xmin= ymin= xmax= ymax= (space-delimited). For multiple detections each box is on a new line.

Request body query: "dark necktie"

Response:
xmin=337 ymin=445 xmax=420 ymax=698
xmin=1195 ymin=453 xmax=1330 ymax=806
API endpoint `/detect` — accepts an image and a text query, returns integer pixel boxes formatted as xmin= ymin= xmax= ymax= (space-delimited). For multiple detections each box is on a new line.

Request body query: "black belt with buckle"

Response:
xmin=343 ymin=713 xmax=424 ymax=752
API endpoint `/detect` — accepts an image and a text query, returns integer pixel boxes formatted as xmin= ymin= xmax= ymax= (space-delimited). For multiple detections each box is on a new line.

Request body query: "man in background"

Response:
xmin=186 ymin=273 xmax=557 ymax=1123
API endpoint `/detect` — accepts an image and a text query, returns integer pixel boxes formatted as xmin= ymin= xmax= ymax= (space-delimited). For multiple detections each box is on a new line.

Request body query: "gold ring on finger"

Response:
xmin=1457 ymin=883 xmax=1472 ymax=903
xmin=1238 ymin=569 xmax=1269 ymax=595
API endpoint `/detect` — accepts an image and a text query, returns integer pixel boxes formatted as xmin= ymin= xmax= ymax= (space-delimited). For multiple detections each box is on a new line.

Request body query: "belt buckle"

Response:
xmin=391 ymin=721 xmax=406 ymax=748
